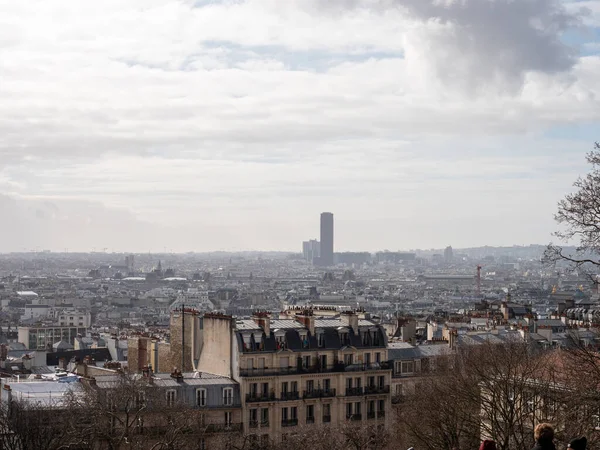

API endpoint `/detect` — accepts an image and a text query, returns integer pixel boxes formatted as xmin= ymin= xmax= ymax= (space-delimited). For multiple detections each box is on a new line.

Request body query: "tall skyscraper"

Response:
xmin=319 ymin=212 xmax=334 ymax=266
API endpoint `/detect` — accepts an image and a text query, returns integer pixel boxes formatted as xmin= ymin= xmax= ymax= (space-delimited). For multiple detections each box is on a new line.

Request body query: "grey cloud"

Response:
xmin=320 ymin=0 xmax=584 ymax=92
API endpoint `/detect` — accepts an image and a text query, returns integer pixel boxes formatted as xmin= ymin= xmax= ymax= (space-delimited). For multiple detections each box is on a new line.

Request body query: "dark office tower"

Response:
xmin=320 ymin=212 xmax=334 ymax=266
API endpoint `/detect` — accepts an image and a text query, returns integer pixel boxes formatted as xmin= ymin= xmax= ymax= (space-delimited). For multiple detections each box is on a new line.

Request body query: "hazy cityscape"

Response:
xmin=2 ymin=0 xmax=600 ymax=449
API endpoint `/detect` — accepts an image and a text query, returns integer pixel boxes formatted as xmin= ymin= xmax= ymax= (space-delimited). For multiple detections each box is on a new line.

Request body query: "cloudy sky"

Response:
xmin=1 ymin=0 xmax=599 ymax=253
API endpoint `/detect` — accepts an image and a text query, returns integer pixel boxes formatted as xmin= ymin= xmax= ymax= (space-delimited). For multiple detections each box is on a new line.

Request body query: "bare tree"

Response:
xmin=267 ymin=423 xmax=387 ymax=450
xmin=545 ymin=142 xmax=600 ymax=282
xmin=0 ymin=395 xmax=86 ymax=450
xmin=394 ymin=340 xmax=569 ymax=450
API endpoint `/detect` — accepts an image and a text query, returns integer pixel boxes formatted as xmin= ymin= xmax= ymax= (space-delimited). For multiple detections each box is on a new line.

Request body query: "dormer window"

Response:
xmin=317 ymin=333 xmax=325 ymax=348
xmin=339 ymin=332 xmax=350 ymax=346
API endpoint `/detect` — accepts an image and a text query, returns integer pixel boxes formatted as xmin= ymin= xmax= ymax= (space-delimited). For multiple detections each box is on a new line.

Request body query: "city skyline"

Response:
xmin=1 ymin=0 xmax=599 ymax=252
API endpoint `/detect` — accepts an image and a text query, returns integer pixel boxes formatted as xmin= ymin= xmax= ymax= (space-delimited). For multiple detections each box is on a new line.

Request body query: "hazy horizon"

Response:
xmin=1 ymin=0 xmax=599 ymax=253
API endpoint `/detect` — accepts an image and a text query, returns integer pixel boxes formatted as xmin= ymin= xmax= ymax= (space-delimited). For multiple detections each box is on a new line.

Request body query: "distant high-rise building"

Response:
xmin=302 ymin=239 xmax=320 ymax=263
xmin=444 ymin=246 xmax=454 ymax=262
xmin=319 ymin=212 xmax=334 ymax=266
xmin=125 ymin=254 xmax=135 ymax=273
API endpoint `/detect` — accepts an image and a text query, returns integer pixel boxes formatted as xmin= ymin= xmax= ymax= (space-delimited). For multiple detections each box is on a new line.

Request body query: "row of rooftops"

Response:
xmin=235 ymin=317 xmax=381 ymax=332
xmin=232 ymin=309 xmax=387 ymax=352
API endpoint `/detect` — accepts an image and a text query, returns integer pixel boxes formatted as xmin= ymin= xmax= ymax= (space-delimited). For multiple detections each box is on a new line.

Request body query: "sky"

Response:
xmin=1 ymin=0 xmax=600 ymax=253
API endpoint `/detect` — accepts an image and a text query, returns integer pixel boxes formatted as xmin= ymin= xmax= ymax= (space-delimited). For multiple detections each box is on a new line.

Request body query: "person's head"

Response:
xmin=535 ymin=423 xmax=555 ymax=443
xmin=567 ymin=437 xmax=587 ymax=450
xmin=479 ymin=440 xmax=497 ymax=450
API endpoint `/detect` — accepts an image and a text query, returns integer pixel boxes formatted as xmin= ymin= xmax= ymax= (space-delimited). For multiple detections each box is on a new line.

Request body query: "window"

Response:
xmin=375 ymin=352 xmax=381 ymax=363
xmin=365 ymin=353 xmax=371 ymax=365
xmin=346 ymin=378 xmax=353 ymax=389
xmin=346 ymin=403 xmax=353 ymax=418
xmin=223 ymin=388 xmax=234 ymax=406
xmin=355 ymin=377 xmax=362 ymax=388
xmin=224 ymin=411 xmax=232 ymax=426
xmin=261 ymin=382 xmax=269 ymax=396
xmin=318 ymin=333 xmax=324 ymax=347
xmin=281 ymin=381 xmax=289 ymax=394
xmin=378 ymin=399 xmax=385 ymax=413
xmin=250 ymin=383 xmax=258 ymax=396
xmin=378 ymin=375 xmax=385 ymax=389
xmin=280 ymin=357 xmax=289 ymax=368
xmin=247 ymin=358 xmax=254 ymax=370
xmin=323 ymin=379 xmax=331 ymax=392
xmin=196 ymin=388 xmax=207 ymax=407
xmin=401 ymin=361 xmax=415 ymax=374
xmin=367 ymin=376 xmax=375 ymax=388
xmin=354 ymin=402 xmax=361 ymax=415
xmin=303 ymin=355 xmax=311 ymax=369
xmin=199 ymin=438 xmax=206 ymax=450
xmin=282 ymin=407 xmax=289 ymax=421
xmin=306 ymin=405 xmax=315 ymax=424
xmin=291 ymin=381 xmax=298 ymax=393
xmin=344 ymin=354 xmax=353 ymax=366
xmin=290 ymin=407 xmax=297 ymax=420
xmin=261 ymin=408 xmax=269 ymax=425
xmin=368 ymin=400 xmax=375 ymax=414
xmin=250 ymin=408 xmax=258 ymax=427
xmin=166 ymin=389 xmax=176 ymax=407
xmin=320 ymin=354 xmax=327 ymax=369
xmin=323 ymin=403 xmax=331 ymax=422
xmin=306 ymin=380 xmax=314 ymax=393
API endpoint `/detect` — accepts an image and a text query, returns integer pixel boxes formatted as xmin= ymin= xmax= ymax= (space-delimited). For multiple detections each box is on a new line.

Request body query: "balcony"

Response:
xmin=206 ymin=423 xmax=243 ymax=433
xmin=364 ymin=385 xmax=390 ymax=395
xmin=239 ymin=361 xmax=391 ymax=378
xmin=306 ymin=417 xmax=315 ymax=424
xmin=280 ymin=391 xmax=300 ymax=401
xmin=377 ymin=411 xmax=385 ymax=419
xmin=323 ymin=415 xmax=331 ymax=423
xmin=346 ymin=414 xmax=362 ymax=421
xmin=281 ymin=419 xmax=298 ymax=428
xmin=261 ymin=420 xmax=270 ymax=428
xmin=249 ymin=420 xmax=258 ymax=429
xmin=303 ymin=388 xmax=337 ymax=399
xmin=246 ymin=393 xmax=276 ymax=403
xmin=367 ymin=411 xmax=376 ymax=420
xmin=345 ymin=387 xmax=364 ymax=397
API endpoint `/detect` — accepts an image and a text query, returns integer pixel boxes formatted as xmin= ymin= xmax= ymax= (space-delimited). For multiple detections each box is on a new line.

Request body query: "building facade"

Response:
xmin=18 ymin=325 xmax=89 ymax=350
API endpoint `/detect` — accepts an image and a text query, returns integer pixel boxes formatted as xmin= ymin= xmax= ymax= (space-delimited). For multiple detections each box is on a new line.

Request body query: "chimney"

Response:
xmin=448 ymin=330 xmax=457 ymax=350
xmin=170 ymin=368 xmax=184 ymax=383
xmin=253 ymin=312 xmax=271 ymax=336
xmin=295 ymin=310 xmax=315 ymax=335
xmin=340 ymin=311 xmax=359 ymax=334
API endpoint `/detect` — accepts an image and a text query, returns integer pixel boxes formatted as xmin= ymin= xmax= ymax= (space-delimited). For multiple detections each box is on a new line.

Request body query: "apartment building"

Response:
xmin=388 ymin=341 xmax=451 ymax=401
xmin=128 ymin=308 xmax=392 ymax=444
xmin=57 ymin=310 xmax=92 ymax=327
xmin=1 ymin=370 xmax=243 ymax=449
xmin=18 ymin=325 xmax=89 ymax=350
xmin=234 ymin=310 xmax=391 ymax=443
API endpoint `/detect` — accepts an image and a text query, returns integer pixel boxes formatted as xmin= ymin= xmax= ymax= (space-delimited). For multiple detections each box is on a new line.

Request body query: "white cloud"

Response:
xmin=0 ymin=0 xmax=598 ymax=251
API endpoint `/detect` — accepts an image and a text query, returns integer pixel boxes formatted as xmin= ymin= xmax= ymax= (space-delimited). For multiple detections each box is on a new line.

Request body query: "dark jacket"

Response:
xmin=531 ymin=440 xmax=556 ymax=450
